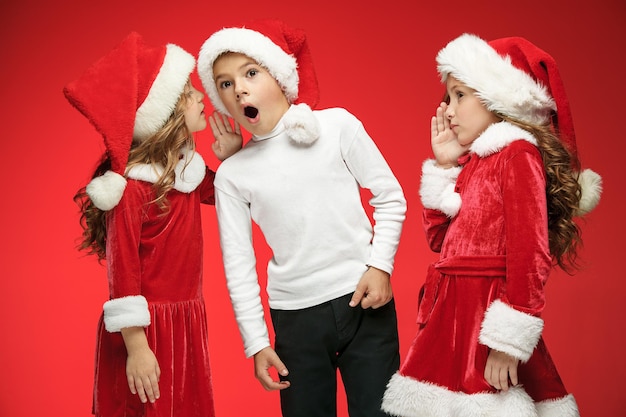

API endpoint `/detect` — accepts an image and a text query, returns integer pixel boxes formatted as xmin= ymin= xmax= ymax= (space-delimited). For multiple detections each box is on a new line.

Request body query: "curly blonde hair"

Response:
xmin=500 ymin=115 xmax=583 ymax=273
xmin=74 ymin=89 xmax=196 ymax=261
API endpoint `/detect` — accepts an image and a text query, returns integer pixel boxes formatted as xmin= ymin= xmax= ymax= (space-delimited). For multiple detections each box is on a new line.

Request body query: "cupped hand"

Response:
xmin=209 ymin=111 xmax=243 ymax=161
xmin=431 ymin=102 xmax=469 ymax=168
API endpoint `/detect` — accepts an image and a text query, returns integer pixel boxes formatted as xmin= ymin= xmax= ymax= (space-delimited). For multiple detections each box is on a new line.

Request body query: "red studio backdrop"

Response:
xmin=1 ymin=0 xmax=624 ymax=416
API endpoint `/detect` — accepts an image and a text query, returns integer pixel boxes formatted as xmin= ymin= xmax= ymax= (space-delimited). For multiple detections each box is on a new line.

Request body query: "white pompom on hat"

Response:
xmin=198 ymin=19 xmax=320 ymax=144
xmin=436 ymin=33 xmax=601 ymax=214
xmin=64 ymin=32 xmax=196 ymax=210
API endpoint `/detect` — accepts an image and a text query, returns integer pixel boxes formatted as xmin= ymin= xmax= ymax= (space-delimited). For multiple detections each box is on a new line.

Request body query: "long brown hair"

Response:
xmin=73 ymin=89 xmax=196 ymax=261
xmin=500 ymin=115 xmax=583 ymax=273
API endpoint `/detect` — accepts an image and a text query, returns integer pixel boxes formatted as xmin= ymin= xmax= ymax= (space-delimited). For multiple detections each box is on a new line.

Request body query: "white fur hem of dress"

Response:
xmin=381 ymin=372 xmax=579 ymax=417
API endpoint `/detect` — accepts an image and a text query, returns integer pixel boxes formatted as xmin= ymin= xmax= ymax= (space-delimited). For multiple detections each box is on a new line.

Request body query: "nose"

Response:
xmin=445 ymin=105 xmax=454 ymax=119
xmin=235 ymin=82 xmax=248 ymax=100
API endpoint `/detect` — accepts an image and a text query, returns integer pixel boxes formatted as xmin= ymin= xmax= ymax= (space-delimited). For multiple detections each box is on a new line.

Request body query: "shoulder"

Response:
xmin=315 ymin=107 xmax=359 ymax=123
xmin=113 ymin=179 xmax=153 ymax=213
xmin=314 ymin=107 xmax=364 ymax=136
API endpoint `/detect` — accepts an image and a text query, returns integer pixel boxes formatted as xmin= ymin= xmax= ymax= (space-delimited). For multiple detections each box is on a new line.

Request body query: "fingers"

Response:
xmin=127 ymin=364 xmax=161 ymax=404
xmin=128 ymin=374 xmax=160 ymax=403
xmin=254 ymin=348 xmax=291 ymax=392
xmin=508 ymin=364 xmax=518 ymax=387
xmin=209 ymin=111 xmax=233 ymax=138
xmin=484 ymin=350 xmax=518 ymax=392
xmin=349 ymin=287 xmax=364 ymax=307
xmin=497 ymin=366 xmax=510 ymax=391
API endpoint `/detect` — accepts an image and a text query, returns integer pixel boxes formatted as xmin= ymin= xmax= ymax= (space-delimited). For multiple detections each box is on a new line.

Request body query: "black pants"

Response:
xmin=270 ymin=293 xmax=400 ymax=417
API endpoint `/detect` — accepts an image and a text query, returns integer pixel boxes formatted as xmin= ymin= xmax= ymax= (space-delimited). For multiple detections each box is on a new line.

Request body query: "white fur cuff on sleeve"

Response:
xmin=419 ymin=159 xmax=462 ymax=217
xmin=103 ymin=295 xmax=151 ymax=332
xmin=479 ymin=299 xmax=544 ymax=362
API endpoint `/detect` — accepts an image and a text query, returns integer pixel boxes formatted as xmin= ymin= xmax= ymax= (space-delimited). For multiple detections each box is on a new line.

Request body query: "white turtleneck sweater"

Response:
xmin=215 ymin=106 xmax=406 ymax=357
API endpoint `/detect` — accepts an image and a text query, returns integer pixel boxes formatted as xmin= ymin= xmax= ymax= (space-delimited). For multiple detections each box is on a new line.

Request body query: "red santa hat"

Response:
xmin=64 ymin=32 xmax=196 ymax=210
xmin=197 ymin=19 xmax=320 ymax=144
xmin=436 ymin=33 xmax=601 ymax=214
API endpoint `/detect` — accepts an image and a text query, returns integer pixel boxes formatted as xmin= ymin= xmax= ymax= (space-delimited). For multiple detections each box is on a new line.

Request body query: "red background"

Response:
xmin=1 ymin=0 xmax=624 ymax=415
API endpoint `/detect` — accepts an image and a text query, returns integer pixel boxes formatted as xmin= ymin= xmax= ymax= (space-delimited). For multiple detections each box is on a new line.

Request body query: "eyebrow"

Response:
xmin=214 ymin=58 xmax=260 ymax=82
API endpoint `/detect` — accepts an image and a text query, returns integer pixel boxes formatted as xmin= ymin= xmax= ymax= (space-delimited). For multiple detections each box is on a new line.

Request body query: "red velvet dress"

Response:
xmin=382 ymin=122 xmax=579 ymax=417
xmin=92 ymin=152 xmax=217 ymax=417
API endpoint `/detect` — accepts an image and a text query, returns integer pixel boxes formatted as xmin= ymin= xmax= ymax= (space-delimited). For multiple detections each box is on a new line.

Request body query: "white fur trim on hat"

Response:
xmin=382 ymin=372 xmax=537 ymax=417
xmin=479 ymin=299 xmax=544 ymax=362
xmin=282 ymin=103 xmax=320 ymax=145
xmin=103 ymin=295 xmax=150 ymax=332
xmin=437 ymin=33 xmax=555 ymax=125
xmin=576 ymin=169 xmax=602 ymax=215
xmin=198 ymin=27 xmax=298 ymax=116
xmin=86 ymin=170 xmax=128 ymax=211
xmin=134 ymin=44 xmax=196 ymax=140
xmin=536 ymin=394 xmax=580 ymax=417
xmin=419 ymin=159 xmax=462 ymax=217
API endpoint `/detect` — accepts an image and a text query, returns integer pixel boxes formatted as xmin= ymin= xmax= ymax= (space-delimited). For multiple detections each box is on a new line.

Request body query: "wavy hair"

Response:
xmin=73 ymin=88 xmax=196 ymax=261
xmin=500 ymin=115 xmax=583 ymax=273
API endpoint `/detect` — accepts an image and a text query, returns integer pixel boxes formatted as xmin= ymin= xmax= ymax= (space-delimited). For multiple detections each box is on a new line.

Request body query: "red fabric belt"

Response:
xmin=416 ymin=255 xmax=506 ymax=324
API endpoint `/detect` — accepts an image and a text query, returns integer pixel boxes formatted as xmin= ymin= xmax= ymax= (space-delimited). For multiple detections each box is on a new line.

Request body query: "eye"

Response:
xmin=247 ymin=68 xmax=258 ymax=77
xmin=219 ymin=80 xmax=232 ymax=89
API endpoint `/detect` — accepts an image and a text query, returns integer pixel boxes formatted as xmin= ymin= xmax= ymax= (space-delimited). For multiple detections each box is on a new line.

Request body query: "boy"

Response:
xmin=198 ymin=19 xmax=406 ymax=417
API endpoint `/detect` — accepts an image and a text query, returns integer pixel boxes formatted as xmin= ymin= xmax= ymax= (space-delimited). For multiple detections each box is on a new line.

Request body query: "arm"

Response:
xmin=103 ymin=184 xmax=150 ymax=331
xmin=215 ymin=186 xmax=271 ymax=357
xmin=104 ymin=184 xmax=160 ymax=399
xmin=339 ymin=113 xmax=406 ymax=308
xmin=479 ymin=146 xmax=550 ymax=368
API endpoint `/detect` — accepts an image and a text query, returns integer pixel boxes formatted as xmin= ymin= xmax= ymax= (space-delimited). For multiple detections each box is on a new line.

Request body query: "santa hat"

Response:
xmin=436 ymin=33 xmax=601 ymax=214
xmin=197 ymin=19 xmax=320 ymax=144
xmin=64 ymin=32 xmax=196 ymax=210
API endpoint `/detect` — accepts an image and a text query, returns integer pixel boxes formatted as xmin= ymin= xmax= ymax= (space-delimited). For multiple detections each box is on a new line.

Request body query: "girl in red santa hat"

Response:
xmin=65 ymin=32 xmax=240 ymax=417
xmin=381 ymin=33 xmax=602 ymax=417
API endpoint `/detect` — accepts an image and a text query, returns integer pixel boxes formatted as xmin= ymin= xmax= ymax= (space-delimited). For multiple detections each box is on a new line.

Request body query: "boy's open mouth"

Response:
xmin=244 ymin=106 xmax=259 ymax=118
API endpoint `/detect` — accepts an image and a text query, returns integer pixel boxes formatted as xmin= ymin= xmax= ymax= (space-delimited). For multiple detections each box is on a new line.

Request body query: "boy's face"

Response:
xmin=213 ymin=52 xmax=290 ymax=136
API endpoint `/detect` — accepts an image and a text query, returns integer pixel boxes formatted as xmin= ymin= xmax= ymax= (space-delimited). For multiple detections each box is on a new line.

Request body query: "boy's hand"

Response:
xmin=431 ymin=102 xmax=469 ymax=168
xmin=253 ymin=346 xmax=291 ymax=391
xmin=210 ymin=111 xmax=243 ymax=161
xmin=484 ymin=349 xmax=519 ymax=391
xmin=349 ymin=267 xmax=392 ymax=309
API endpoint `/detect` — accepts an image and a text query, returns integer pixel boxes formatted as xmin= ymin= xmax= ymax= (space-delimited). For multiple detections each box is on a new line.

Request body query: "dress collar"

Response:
xmin=470 ymin=121 xmax=537 ymax=158
xmin=125 ymin=147 xmax=206 ymax=193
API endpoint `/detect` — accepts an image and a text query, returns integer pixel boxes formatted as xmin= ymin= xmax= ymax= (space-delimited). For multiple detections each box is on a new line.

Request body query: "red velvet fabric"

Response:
xmin=93 ymin=168 xmax=217 ymax=417
xmin=399 ymin=140 xmax=569 ymax=402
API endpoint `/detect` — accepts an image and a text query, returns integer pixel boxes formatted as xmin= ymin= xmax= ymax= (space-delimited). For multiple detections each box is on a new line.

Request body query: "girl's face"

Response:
xmin=445 ymin=75 xmax=499 ymax=146
xmin=183 ymin=81 xmax=207 ymax=133
xmin=213 ymin=52 xmax=290 ymax=136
